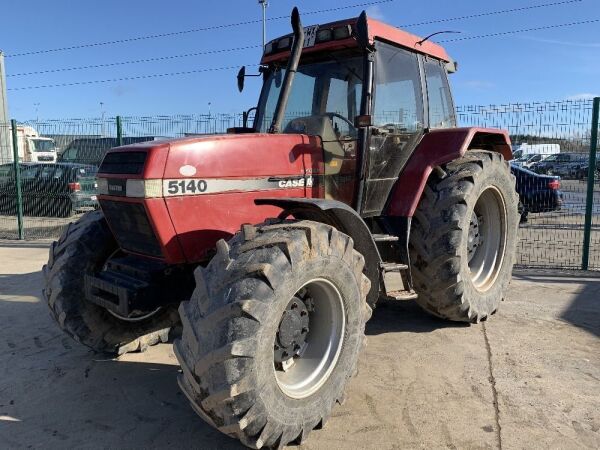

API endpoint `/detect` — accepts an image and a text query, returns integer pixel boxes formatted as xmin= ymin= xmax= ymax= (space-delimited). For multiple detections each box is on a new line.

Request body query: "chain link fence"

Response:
xmin=0 ymin=102 xmax=598 ymax=270
xmin=457 ymin=99 xmax=599 ymax=270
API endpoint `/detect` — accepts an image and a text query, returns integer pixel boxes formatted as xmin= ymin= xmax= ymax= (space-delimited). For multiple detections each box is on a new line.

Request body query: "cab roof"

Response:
xmin=261 ymin=16 xmax=451 ymax=64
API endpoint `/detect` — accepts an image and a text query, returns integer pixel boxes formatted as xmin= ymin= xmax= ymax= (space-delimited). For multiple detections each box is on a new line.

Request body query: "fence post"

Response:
xmin=10 ymin=119 xmax=24 ymax=240
xmin=582 ymin=97 xmax=599 ymax=270
xmin=116 ymin=115 xmax=123 ymax=146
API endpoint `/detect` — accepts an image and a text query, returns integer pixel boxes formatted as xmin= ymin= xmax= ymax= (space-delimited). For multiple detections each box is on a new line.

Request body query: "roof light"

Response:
xmin=277 ymin=37 xmax=292 ymax=50
xmin=264 ymin=41 xmax=275 ymax=54
xmin=316 ymin=29 xmax=333 ymax=43
xmin=333 ymin=25 xmax=352 ymax=40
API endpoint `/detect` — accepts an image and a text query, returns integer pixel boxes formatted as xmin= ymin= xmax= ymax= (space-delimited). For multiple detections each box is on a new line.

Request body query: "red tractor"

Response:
xmin=44 ymin=8 xmax=518 ymax=449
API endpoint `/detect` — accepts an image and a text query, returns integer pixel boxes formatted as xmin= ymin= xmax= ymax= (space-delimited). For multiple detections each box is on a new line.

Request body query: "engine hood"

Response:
xmin=100 ymin=133 xmax=323 ymax=181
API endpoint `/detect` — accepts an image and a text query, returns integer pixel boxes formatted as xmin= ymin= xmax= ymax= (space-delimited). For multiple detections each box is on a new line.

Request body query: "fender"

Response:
xmin=255 ymin=198 xmax=381 ymax=307
xmin=386 ymin=127 xmax=512 ymax=217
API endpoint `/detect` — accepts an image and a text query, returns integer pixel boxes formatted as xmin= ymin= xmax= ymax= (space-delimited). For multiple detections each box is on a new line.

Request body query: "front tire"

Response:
xmin=409 ymin=151 xmax=519 ymax=322
xmin=43 ymin=211 xmax=180 ymax=354
xmin=175 ymin=220 xmax=371 ymax=449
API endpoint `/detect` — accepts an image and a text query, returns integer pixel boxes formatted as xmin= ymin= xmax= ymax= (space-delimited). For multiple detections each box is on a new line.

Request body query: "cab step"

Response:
xmin=386 ymin=290 xmax=418 ymax=301
xmin=380 ymin=262 xmax=408 ymax=272
xmin=373 ymin=233 xmax=399 ymax=242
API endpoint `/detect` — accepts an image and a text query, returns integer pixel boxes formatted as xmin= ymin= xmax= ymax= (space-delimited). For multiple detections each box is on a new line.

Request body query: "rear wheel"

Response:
xmin=175 ymin=220 xmax=371 ymax=449
xmin=409 ymin=150 xmax=519 ymax=322
xmin=43 ymin=211 xmax=180 ymax=355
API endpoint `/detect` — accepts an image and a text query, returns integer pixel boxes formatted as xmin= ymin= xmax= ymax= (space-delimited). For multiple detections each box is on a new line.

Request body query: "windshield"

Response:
xmin=255 ymin=56 xmax=364 ymax=134
xmin=31 ymin=139 xmax=56 ymax=152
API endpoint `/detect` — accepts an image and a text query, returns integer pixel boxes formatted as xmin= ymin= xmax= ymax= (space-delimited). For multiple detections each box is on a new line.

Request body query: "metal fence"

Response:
xmin=0 ymin=100 xmax=598 ymax=270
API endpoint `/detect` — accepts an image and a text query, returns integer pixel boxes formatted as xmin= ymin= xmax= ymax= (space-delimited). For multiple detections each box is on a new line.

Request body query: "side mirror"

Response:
xmin=237 ymin=66 xmax=246 ymax=92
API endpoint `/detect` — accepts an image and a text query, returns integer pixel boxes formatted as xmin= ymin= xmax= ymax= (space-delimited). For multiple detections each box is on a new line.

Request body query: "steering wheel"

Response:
xmin=324 ymin=112 xmax=355 ymax=129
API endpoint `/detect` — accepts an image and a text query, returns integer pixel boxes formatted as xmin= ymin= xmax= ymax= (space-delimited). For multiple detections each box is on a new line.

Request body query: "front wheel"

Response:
xmin=175 ymin=220 xmax=371 ymax=449
xmin=409 ymin=150 xmax=519 ymax=322
xmin=43 ymin=211 xmax=180 ymax=354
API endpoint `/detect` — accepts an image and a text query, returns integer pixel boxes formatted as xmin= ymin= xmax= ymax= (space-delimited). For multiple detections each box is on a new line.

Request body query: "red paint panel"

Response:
xmin=261 ymin=17 xmax=450 ymax=65
xmin=386 ymin=128 xmax=512 ymax=217
xmin=166 ymin=189 xmax=305 ymax=262
xmin=163 ymin=133 xmax=321 ymax=179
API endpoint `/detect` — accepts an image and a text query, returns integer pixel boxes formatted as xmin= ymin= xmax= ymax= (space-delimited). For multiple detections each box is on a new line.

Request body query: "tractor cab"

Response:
xmin=247 ymin=13 xmax=457 ymax=215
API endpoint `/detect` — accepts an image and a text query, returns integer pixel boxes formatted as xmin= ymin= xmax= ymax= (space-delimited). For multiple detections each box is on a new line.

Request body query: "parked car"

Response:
xmin=530 ymin=152 xmax=588 ymax=177
xmin=567 ymin=158 xmax=599 ymax=180
xmin=0 ymin=162 xmax=98 ymax=217
xmin=58 ymin=137 xmax=162 ymax=166
xmin=511 ymin=163 xmax=563 ymax=222
xmin=512 ymin=153 xmax=547 ymax=169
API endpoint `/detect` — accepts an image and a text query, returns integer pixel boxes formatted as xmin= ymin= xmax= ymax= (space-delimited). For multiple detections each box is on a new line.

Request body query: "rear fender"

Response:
xmin=255 ymin=198 xmax=381 ymax=307
xmin=386 ymin=127 xmax=512 ymax=217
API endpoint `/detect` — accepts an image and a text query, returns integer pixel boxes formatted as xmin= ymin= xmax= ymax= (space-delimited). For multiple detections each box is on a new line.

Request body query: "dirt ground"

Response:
xmin=0 ymin=241 xmax=599 ymax=449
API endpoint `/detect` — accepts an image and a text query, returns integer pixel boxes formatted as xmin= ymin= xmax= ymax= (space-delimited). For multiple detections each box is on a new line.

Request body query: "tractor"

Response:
xmin=43 ymin=8 xmax=519 ymax=449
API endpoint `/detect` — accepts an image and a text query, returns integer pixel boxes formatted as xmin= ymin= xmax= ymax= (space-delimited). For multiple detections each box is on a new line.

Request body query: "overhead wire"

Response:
xmin=5 ymin=0 xmax=583 ymax=58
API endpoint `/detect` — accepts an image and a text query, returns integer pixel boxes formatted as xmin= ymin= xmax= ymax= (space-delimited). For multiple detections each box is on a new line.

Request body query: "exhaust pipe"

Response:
xmin=269 ymin=7 xmax=304 ymax=133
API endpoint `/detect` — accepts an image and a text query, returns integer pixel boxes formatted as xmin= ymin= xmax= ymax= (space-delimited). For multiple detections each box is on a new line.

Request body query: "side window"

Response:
xmin=373 ymin=46 xmax=423 ymax=131
xmin=424 ymin=59 xmax=456 ymax=129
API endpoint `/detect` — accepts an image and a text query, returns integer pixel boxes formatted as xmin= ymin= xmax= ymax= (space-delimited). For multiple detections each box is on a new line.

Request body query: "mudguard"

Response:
xmin=255 ymin=198 xmax=382 ymax=306
xmin=386 ymin=127 xmax=512 ymax=217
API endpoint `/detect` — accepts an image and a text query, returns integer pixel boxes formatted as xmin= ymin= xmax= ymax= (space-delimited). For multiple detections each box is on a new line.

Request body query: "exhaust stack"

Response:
xmin=269 ymin=7 xmax=304 ymax=133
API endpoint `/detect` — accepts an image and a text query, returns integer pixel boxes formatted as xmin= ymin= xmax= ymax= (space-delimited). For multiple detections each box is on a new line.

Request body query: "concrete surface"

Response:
xmin=0 ymin=242 xmax=598 ymax=449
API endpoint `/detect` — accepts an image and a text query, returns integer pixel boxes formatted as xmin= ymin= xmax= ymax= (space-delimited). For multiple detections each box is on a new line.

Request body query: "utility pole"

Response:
xmin=258 ymin=0 xmax=268 ymax=49
xmin=0 ymin=51 xmax=11 ymax=162
xmin=100 ymin=101 xmax=105 ymax=137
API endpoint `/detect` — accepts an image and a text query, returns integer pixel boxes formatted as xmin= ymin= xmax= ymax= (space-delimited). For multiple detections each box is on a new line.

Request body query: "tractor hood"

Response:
xmin=97 ymin=133 xmax=324 ymax=198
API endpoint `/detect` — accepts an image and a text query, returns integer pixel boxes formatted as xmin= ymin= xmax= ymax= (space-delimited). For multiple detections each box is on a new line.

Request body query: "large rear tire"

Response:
xmin=43 ymin=210 xmax=180 ymax=355
xmin=175 ymin=220 xmax=371 ymax=449
xmin=409 ymin=150 xmax=519 ymax=322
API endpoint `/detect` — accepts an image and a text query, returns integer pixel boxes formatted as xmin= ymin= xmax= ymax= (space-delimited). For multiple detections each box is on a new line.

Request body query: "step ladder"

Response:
xmin=374 ymin=234 xmax=418 ymax=301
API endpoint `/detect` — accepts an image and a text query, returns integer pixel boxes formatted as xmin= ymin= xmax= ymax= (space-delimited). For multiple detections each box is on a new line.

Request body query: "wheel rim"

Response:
xmin=274 ymin=278 xmax=345 ymax=399
xmin=467 ymin=187 xmax=507 ymax=291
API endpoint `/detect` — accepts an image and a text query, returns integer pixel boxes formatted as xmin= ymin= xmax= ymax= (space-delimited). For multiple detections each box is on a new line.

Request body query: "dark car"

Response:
xmin=0 ymin=162 xmax=98 ymax=217
xmin=511 ymin=164 xmax=562 ymax=222
xmin=530 ymin=152 xmax=588 ymax=177
xmin=58 ymin=137 xmax=161 ymax=166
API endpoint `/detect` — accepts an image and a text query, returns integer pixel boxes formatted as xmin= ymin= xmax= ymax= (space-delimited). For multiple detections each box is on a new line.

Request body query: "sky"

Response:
xmin=1 ymin=0 xmax=599 ymax=119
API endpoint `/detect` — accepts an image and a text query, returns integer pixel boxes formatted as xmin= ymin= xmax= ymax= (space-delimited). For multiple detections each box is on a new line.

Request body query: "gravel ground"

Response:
xmin=0 ymin=242 xmax=598 ymax=449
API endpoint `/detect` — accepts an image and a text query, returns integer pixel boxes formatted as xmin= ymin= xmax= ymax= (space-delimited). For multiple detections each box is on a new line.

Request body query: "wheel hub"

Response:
xmin=275 ymin=296 xmax=310 ymax=363
xmin=467 ymin=212 xmax=484 ymax=262
xmin=273 ymin=279 xmax=345 ymax=399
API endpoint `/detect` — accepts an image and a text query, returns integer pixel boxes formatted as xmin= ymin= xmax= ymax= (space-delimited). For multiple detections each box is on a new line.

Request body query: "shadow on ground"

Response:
xmin=366 ymin=298 xmax=469 ymax=336
xmin=513 ymin=270 xmax=600 ymax=337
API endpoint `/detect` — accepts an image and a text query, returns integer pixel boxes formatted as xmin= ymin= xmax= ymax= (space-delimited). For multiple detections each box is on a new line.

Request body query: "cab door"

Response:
xmin=361 ymin=42 xmax=425 ymax=216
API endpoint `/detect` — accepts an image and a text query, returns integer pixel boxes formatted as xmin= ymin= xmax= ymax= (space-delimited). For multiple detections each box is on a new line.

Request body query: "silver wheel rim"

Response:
xmin=274 ymin=278 xmax=345 ymax=399
xmin=467 ymin=186 xmax=507 ymax=291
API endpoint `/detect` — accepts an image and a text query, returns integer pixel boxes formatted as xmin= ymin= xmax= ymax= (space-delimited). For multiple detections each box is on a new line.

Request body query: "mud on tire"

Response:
xmin=43 ymin=210 xmax=180 ymax=355
xmin=409 ymin=150 xmax=519 ymax=322
xmin=175 ymin=220 xmax=371 ymax=449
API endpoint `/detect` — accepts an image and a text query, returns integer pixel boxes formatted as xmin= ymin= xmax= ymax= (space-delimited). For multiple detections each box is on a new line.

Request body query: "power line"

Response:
xmin=400 ymin=0 xmax=583 ymax=27
xmin=4 ymin=0 xmax=395 ymax=58
xmin=7 ymin=17 xmax=598 ymax=91
xmin=5 ymin=0 xmax=583 ymax=58
xmin=6 ymin=64 xmax=258 ymax=91
xmin=439 ymin=18 xmax=599 ymax=42
xmin=7 ymin=45 xmax=262 ymax=77
xmin=5 ymin=0 xmax=585 ymax=77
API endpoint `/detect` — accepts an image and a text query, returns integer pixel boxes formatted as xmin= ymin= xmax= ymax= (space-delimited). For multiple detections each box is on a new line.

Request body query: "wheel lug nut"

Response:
xmin=274 ymin=344 xmax=279 ymax=350
xmin=302 ymin=327 xmax=308 ymax=333
xmin=300 ymin=310 xmax=307 ymax=316
xmin=282 ymin=351 xmax=289 ymax=358
xmin=291 ymin=302 xmax=298 ymax=309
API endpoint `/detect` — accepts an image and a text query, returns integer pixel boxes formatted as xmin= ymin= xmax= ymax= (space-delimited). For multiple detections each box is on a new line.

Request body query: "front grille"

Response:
xmin=100 ymin=199 xmax=163 ymax=257
xmin=99 ymin=151 xmax=147 ymax=175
